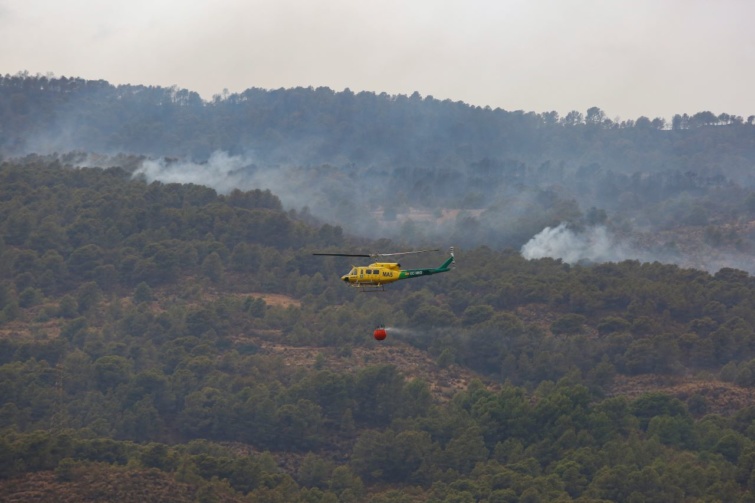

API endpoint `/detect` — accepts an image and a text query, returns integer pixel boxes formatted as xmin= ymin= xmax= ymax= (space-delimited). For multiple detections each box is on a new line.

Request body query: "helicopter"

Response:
xmin=313 ymin=247 xmax=454 ymax=292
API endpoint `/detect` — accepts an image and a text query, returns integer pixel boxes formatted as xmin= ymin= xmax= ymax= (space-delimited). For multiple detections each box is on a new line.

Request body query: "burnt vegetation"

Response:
xmin=0 ymin=74 xmax=755 ymax=501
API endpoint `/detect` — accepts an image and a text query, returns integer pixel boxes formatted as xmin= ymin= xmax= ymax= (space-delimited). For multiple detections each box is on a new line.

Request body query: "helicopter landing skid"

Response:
xmin=355 ymin=284 xmax=385 ymax=292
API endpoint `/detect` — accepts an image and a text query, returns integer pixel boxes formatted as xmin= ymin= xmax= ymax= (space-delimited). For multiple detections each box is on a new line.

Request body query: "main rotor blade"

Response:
xmin=312 ymin=253 xmax=372 ymax=257
xmin=313 ymin=248 xmax=440 ymax=258
xmin=374 ymin=248 xmax=440 ymax=258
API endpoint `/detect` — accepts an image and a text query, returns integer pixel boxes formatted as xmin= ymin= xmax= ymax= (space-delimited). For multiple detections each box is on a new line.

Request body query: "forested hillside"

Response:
xmin=2 ymin=73 xmax=753 ymax=163
xmin=2 ymin=73 xmax=755 ymax=273
xmin=2 ymin=160 xmax=755 ymax=501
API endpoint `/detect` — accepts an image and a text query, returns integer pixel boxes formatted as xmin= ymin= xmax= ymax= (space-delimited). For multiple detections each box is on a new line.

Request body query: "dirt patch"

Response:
xmin=0 ymin=319 xmax=62 ymax=341
xmin=251 ymin=335 xmax=497 ymax=402
xmin=244 ymin=293 xmax=301 ymax=308
xmin=609 ymin=374 xmax=755 ymax=415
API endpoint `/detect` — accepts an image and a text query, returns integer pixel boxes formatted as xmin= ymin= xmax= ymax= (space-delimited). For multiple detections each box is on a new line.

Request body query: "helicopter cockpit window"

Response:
xmin=349 ymin=268 xmax=357 ymax=276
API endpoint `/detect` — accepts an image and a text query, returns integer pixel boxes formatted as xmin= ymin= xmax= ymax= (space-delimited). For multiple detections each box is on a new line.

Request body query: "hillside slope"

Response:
xmin=2 ymin=160 xmax=755 ymax=501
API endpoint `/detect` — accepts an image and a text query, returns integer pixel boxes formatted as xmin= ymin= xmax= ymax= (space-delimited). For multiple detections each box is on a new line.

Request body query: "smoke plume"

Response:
xmin=521 ymin=223 xmax=635 ymax=264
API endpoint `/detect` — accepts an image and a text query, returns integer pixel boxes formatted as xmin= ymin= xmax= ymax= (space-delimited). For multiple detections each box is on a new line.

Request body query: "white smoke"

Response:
xmin=521 ymin=222 xmax=755 ymax=274
xmin=133 ymin=151 xmax=255 ymax=194
xmin=521 ymin=223 xmax=633 ymax=264
xmin=130 ymin=152 xmax=755 ymax=275
xmin=131 ymin=151 xmax=384 ymax=235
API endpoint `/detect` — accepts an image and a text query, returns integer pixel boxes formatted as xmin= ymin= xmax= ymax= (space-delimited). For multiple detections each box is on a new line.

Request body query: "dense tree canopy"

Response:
xmin=2 ymin=73 xmax=752 ymax=164
xmin=3 ymin=73 xmax=755 ymax=264
xmin=1 ymin=160 xmax=755 ymax=501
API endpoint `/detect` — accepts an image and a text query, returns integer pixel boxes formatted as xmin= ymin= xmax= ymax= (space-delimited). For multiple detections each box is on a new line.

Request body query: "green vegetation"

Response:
xmin=3 ymin=73 xmax=755 ymax=256
xmin=1 ymin=160 xmax=755 ymax=501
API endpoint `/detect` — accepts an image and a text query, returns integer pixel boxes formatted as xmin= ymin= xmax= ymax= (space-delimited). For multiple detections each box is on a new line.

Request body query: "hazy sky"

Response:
xmin=1 ymin=0 xmax=753 ymax=120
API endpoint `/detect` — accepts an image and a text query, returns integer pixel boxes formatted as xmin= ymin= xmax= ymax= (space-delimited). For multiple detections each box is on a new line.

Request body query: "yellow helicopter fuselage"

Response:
xmin=341 ymin=262 xmax=403 ymax=286
xmin=313 ymin=248 xmax=454 ymax=291
xmin=339 ymin=251 xmax=454 ymax=290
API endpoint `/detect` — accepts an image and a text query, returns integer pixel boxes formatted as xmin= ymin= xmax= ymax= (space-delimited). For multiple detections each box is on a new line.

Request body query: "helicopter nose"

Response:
xmin=341 ymin=275 xmax=349 ymax=282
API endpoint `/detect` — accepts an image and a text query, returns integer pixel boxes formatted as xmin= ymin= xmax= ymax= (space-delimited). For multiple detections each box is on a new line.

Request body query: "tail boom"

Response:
xmin=399 ymin=248 xmax=454 ymax=280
